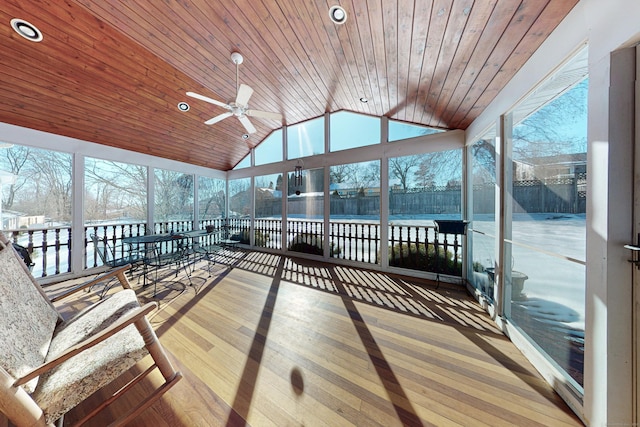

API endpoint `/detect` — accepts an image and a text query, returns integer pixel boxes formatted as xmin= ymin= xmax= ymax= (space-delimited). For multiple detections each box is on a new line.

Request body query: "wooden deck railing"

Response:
xmin=5 ymin=227 xmax=73 ymax=277
xmin=3 ymin=218 xmax=466 ymax=279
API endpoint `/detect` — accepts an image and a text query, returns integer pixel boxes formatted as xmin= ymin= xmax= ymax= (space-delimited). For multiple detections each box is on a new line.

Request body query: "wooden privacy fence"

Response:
xmin=258 ymin=174 xmax=585 ymax=218
xmin=474 ymin=174 xmax=586 ymax=214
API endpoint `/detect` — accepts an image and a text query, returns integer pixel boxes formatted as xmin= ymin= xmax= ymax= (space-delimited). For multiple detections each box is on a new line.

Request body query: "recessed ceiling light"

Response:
xmin=10 ymin=18 xmax=43 ymax=42
xmin=177 ymin=102 xmax=190 ymax=112
xmin=360 ymin=97 xmax=368 ymax=103
xmin=241 ymin=134 xmax=249 ymax=140
xmin=329 ymin=6 xmax=347 ymax=24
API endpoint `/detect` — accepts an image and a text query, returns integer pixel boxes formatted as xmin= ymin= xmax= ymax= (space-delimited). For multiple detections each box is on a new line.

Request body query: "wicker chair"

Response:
xmin=0 ymin=231 xmax=181 ymax=426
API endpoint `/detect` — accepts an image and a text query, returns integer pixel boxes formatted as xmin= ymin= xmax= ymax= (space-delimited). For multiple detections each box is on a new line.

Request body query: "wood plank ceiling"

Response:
xmin=0 ymin=1 xmax=578 ymax=171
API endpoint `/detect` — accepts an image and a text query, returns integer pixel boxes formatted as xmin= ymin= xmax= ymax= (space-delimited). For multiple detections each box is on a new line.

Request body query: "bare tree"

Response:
xmin=329 ymin=163 xmax=354 ymax=184
xmin=198 ymin=177 xmax=225 ymax=219
xmin=414 ymin=150 xmax=462 ymax=189
xmin=471 ymin=139 xmax=496 ymax=185
xmin=331 ymin=161 xmax=379 ymax=196
xmin=0 ymin=145 xmax=34 ymax=210
xmin=414 ymin=161 xmax=436 ymax=189
xmin=154 ymin=170 xmax=194 ymax=223
xmin=390 ymin=154 xmax=424 ymax=191
xmin=512 ymin=79 xmax=587 ymax=159
xmin=27 ymin=150 xmax=73 ymax=222
xmin=85 ymin=159 xmax=147 ymax=221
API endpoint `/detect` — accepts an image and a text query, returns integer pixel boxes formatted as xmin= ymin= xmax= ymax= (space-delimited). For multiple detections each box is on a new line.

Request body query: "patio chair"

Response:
xmin=141 ymin=234 xmax=192 ymax=295
xmin=91 ymin=233 xmax=142 ymax=269
xmin=0 ymin=231 xmax=182 ymax=426
xmin=193 ymin=241 xmax=222 ymax=277
xmin=90 ymin=233 xmax=144 ymax=297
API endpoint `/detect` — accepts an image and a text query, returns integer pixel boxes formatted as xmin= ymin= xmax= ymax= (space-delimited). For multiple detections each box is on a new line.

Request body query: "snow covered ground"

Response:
xmin=472 ymin=213 xmax=586 ymax=326
xmin=471 ymin=213 xmax=586 ymax=384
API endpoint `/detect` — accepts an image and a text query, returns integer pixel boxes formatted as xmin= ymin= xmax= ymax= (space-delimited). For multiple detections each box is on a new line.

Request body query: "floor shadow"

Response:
xmin=329 ymin=268 xmax=425 ymax=426
xmin=56 ymin=250 xmax=580 ymax=424
xmin=151 ymin=261 xmax=237 ymax=337
xmin=225 ymin=255 xmax=286 ymax=427
xmin=131 ymin=250 xmax=576 ymax=420
xmin=458 ymin=327 xmax=581 ymax=412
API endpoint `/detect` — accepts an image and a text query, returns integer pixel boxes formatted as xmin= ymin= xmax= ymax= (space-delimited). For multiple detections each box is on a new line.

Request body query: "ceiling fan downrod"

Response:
xmin=231 ymin=52 xmax=243 ymax=98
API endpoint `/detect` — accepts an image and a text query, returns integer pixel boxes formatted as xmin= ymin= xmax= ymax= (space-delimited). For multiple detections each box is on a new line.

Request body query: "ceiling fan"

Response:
xmin=186 ymin=52 xmax=282 ymax=134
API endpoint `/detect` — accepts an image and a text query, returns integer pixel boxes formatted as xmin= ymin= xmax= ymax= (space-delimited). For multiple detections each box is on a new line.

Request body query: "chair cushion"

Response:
xmin=0 ymin=242 xmax=59 ymax=393
xmin=31 ymin=289 xmax=149 ymax=424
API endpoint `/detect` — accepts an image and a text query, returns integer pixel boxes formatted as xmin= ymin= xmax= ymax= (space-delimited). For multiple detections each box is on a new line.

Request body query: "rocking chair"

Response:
xmin=0 ymin=231 xmax=182 ymax=426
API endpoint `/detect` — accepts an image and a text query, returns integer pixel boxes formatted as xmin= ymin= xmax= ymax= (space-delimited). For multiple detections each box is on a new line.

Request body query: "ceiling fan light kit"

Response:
xmin=186 ymin=52 xmax=282 ymax=134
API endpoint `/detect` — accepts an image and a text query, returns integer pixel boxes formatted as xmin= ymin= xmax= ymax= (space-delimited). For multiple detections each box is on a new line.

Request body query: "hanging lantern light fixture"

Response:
xmin=294 ymin=159 xmax=304 ymax=187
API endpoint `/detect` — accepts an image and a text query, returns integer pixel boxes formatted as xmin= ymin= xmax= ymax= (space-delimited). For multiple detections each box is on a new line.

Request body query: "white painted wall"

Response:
xmin=467 ymin=1 xmax=640 ymax=425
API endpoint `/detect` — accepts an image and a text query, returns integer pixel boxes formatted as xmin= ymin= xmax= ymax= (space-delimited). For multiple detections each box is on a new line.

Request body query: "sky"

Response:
xmin=237 ymin=111 xmax=442 ymax=169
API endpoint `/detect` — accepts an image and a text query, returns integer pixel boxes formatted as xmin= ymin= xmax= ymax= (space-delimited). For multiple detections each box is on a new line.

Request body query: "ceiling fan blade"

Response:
xmin=245 ymin=109 xmax=283 ymax=121
xmin=238 ymin=115 xmax=257 ymax=134
xmin=204 ymin=112 xmax=233 ymax=125
xmin=186 ymin=92 xmax=231 ymax=109
xmin=235 ymin=84 xmax=254 ymax=107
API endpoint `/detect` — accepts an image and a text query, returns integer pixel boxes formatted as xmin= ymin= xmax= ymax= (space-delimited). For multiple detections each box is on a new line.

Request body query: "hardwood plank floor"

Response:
xmin=48 ymin=249 xmax=582 ymax=426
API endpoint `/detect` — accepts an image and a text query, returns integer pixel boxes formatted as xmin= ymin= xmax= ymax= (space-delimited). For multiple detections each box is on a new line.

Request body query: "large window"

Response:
xmin=154 ymin=168 xmax=194 ymax=232
xmin=329 ymin=111 xmax=380 ymax=152
xmin=388 ymin=120 xmax=443 ymax=142
xmin=287 ymin=167 xmax=324 ymax=256
xmin=198 ymin=176 xmax=225 ymax=222
xmin=469 ymin=135 xmax=497 ymax=298
xmin=228 ymin=178 xmax=251 ymax=218
xmin=505 ymin=53 xmax=587 ymax=388
xmin=85 ymin=158 xmax=147 ymax=224
xmin=84 ymin=158 xmax=148 ymax=269
xmin=388 ymin=150 xmax=463 ymax=273
xmin=330 ymin=160 xmax=380 ymax=262
xmin=255 ymin=130 xmax=283 ymax=166
xmin=228 ymin=177 xmax=251 ymax=243
xmin=287 ymin=117 xmax=324 ymax=159
xmin=255 ymin=173 xmax=282 ymax=249
xmin=0 ymin=143 xmax=72 ymax=276
xmin=0 ymin=144 xmax=72 ymax=228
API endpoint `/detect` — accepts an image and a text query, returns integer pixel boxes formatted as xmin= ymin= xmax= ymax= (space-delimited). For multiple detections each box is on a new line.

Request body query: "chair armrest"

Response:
xmin=50 ymin=264 xmax=133 ymax=302
xmin=14 ymin=301 xmax=157 ymax=387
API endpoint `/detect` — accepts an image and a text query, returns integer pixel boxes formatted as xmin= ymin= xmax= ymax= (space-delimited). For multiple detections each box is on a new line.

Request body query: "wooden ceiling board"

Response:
xmin=412 ymin=0 xmax=452 ymax=124
xmin=0 ymin=0 xmax=579 ymax=171
xmin=382 ymin=0 xmax=399 ymax=116
xmin=325 ymin=1 xmax=372 ymax=115
xmin=420 ymin=0 xmax=475 ymax=125
xmin=399 ymin=0 xmax=433 ymax=123
xmin=435 ymin=0 xmax=522 ymax=129
xmin=446 ymin=0 xmax=552 ymax=127
xmin=430 ymin=0 xmax=498 ymax=128
xmin=231 ymin=0 xmax=325 ymax=118
xmin=395 ymin=0 xmax=416 ymax=122
xmin=280 ymin=1 xmax=348 ymax=114
xmin=458 ymin=0 xmax=582 ymax=129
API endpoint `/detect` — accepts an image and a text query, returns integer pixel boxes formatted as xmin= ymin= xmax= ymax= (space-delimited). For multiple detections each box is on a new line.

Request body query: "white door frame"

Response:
xmin=622 ymin=44 xmax=640 ymax=425
xmin=634 ymin=43 xmax=640 ymax=423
